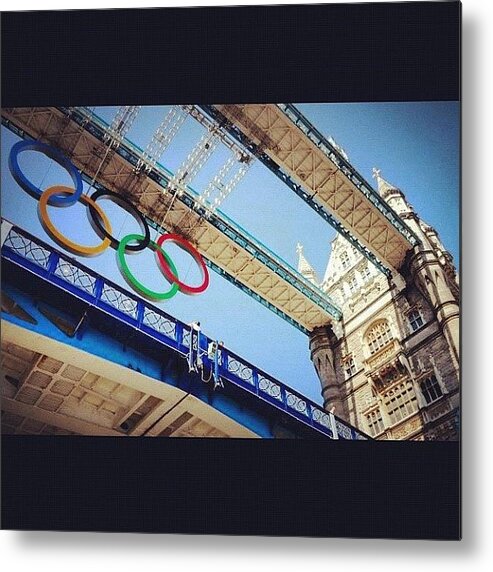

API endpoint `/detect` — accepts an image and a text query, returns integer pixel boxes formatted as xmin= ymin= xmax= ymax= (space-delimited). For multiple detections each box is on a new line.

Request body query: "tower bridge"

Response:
xmin=1 ymin=104 xmax=459 ymax=441
xmin=2 ymin=103 xmax=422 ymax=336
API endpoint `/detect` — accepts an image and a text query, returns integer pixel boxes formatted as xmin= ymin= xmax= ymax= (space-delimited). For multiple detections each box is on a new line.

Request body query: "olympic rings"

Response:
xmin=9 ymin=140 xmax=83 ymax=207
xmin=117 ymin=234 xmax=180 ymax=301
xmin=8 ymin=139 xmax=210 ymax=302
xmin=87 ymin=189 xmax=150 ymax=252
xmin=39 ymin=186 xmax=113 ymax=256
xmin=156 ymin=234 xmax=210 ymax=295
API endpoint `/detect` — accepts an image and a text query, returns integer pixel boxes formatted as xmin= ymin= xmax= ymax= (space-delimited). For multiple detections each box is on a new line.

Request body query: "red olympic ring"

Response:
xmin=156 ymin=233 xmax=210 ymax=295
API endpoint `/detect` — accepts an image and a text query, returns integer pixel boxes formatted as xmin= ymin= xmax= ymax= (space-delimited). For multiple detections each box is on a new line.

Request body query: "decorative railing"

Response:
xmin=1 ymin=220 xmax=369 ymax=440
xmin=3 ymin=227 xmax=51 ymax=269
xmin=54 ymin=258 xmax=97 ymax=295
xmin=258 ymin=374 xmax=283 ymax=402
xmin=142 ymin=307 xmax=176 ymax=338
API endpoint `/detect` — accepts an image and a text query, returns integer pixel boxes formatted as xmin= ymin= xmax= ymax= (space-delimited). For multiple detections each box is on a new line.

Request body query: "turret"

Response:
xmin=296 ymin=242 xmax=319 ymax=285
xmin=309 ymin=325 xmax=345 ymax=417
xmin=372 ymin=167 xmax=414 ymax=217
xmin=372 ymin=168 xmax=460 ymax=370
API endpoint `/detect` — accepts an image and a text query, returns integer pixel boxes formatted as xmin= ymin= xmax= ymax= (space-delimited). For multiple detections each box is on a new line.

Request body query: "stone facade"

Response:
xmin=300 ymin=171 xmax=459 ymax=441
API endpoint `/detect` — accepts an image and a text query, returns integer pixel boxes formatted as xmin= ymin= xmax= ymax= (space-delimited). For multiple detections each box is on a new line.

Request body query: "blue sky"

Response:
xmin=1 ymin=102 xmax=459 ymax=403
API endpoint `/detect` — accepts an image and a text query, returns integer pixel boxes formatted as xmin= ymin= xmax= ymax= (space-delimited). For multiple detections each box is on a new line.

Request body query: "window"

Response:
xmin=360 ymin=265 xmax=371 ymax=282
xmin=366 ymin=320 xmax=393 ymax=355
xmin=343 ymin=356 xmax=357 ymax=378
xmin=408 ymin=309 xmax=424 ymax=332
xmin=384 ymin=381 xmax=418 ymax=425
xmin=420 ymin=375 xmax=443 ymax=404
xmin=348 ymin=275 xmax=358 ymax=294
xmin=340 ymin=251 xmax=350 ymax=270
xmin=366 ymin=408 xmax=385 ymax=437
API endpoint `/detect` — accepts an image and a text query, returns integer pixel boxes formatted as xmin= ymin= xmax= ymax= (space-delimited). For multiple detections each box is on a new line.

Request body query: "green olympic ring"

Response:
xmin=117 ymin=234 xmax=180 ymax=301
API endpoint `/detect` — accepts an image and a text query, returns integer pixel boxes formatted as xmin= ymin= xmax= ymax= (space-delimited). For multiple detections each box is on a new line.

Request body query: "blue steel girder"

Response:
xmin=1 ymin=221 xmax=369 ymax=440
xmin=198 ymin=104 xmax=421 ymax=276
xmin=2 ymin=110 xmax=343 ymax=327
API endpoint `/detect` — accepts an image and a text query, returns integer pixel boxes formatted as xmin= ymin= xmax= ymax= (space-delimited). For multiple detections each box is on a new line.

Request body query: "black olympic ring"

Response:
xmin=87 ymin=189 xmax=151 ymax=253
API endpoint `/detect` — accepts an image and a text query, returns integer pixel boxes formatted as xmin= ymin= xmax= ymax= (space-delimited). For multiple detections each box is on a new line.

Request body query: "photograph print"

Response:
xmin=1 ymin=102 xmax=459 ymax=441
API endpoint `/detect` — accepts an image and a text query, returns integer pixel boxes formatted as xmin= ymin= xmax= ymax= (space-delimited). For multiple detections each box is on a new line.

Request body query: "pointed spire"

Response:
xmin=372 ymin=167 xmax=400 ymax=198
xmin=296 ymin=242 xmax=318 ymax=284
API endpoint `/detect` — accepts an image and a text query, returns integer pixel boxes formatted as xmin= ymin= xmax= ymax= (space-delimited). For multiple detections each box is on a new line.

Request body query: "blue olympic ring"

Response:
xmin=8 ymin=140 xmax=83 ymax=207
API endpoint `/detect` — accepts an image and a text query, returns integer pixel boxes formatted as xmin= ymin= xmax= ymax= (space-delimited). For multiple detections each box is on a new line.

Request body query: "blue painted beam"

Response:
xmin=1 ymin=223 xmax=369 ymax=440
xmin=1 ymin=280 xmax=274 ymax=438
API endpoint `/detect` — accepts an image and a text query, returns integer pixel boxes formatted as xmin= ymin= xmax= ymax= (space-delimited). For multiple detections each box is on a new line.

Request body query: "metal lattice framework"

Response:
xmin=198 ymin=152 xmax=251 ymax=218
xmin=2 ymin=107 xmax=342 ymax=333
xmin=167 ymin=128 xmax=220 ymax=192
xmin=136 ymin=106 xmax=188 ymax=172
xmin=199 ymin=103 xmax=420 ymax=274
xmin=107 ymin=106 xmax=141 ymax=145
xmin=3 ymin=228 xmax=51 ymax=269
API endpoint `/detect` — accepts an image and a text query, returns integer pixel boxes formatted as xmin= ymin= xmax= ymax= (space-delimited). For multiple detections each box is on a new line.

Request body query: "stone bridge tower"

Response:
xmin=297 ymin=171 xmax=459 ymax=441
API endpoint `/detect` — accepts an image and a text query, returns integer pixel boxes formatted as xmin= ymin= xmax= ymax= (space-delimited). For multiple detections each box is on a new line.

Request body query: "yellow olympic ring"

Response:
xmin=38 ymin=186 xmax=113 ymax=256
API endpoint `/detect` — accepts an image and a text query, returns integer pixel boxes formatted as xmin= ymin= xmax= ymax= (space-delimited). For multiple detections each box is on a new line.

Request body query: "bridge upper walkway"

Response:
xmin=2 ymin=107 xmax=342 ymax=334
xmin=201 ymin=103 xmax=420 ymax=275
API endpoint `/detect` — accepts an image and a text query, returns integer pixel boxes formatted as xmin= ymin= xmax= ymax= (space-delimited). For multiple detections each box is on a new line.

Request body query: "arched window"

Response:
xmin=366 ymin=320 xmax=393 ymax=355
xmin=340 ymin=251 xmax=350 ymax=270
xmin=384 ymin=381 xmax=418 ymax=425
xmin=348 ymin=275 xmax=358 ymax=294
xmin=342 ymin=355 xmax=357 ymax=379
xmin=366 ymin=408 xmax=385 ymax=437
